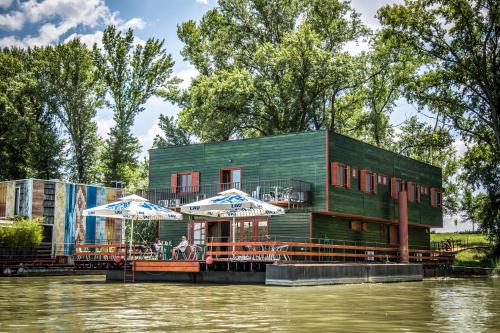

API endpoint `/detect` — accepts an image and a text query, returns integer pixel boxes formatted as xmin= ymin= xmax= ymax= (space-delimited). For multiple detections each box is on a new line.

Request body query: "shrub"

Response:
xmin=0 ymin=218 xmax=44 ymax=248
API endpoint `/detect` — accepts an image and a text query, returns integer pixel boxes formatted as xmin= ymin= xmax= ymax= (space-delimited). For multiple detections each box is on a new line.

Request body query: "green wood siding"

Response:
xmin=328 ymin=132 xmax=443 ymax=227
xmin=268 ymin=213 xmax=310 ymax=241
xmin=149 ymin=131 xmax=327 ymax=210
xmin=312 ymin=214 xmax=430 ymax=248
xmin=159 ymin=217 xmax=189 ymax=243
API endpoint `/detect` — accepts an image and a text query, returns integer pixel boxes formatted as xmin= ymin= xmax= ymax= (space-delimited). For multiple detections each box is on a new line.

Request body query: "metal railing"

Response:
xmin=138 ymin=179 xmax=312 ymax=209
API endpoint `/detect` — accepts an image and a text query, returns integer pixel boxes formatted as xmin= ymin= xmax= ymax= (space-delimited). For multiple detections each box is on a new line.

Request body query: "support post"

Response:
xmin=398 ymin=191 xmax=409 ymax=263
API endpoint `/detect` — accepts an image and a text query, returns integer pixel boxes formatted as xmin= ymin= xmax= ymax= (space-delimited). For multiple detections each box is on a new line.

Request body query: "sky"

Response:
xmin=0 ymin=0 xmax=471 ymax=232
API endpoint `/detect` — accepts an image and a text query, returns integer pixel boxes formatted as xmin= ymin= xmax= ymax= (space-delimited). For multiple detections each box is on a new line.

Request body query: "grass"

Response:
xmin=454 ymin=248 xmax=493 ymax=268
xmin=431 ymin=232 xmax=490 ymax=246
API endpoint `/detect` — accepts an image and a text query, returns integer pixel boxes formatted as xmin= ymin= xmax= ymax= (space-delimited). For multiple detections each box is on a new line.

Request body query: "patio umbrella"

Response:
xmin=180 ymin=189 xmax=285 ymax=246
xmin=83 ymin=194 xmax=182 ymax=254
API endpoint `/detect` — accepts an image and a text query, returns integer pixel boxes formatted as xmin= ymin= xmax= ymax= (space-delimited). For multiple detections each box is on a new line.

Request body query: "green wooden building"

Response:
xmin=146 ymin=130 xmax=443 ymax=250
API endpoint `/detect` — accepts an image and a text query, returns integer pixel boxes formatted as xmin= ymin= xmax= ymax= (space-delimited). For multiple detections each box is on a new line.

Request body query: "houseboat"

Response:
xmin=145 ymin=130 xmax=443 ymax=251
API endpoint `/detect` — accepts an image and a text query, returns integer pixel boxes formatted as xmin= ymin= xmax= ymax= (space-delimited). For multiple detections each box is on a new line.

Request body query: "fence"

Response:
xmin=138 ymin=179 xmax=312 ymax=209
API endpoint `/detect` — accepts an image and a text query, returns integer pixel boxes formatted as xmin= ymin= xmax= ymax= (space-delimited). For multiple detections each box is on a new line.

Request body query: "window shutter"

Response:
xmin=391 ymin=177 xmax=397 ymax=199
xmin=171 ymin=173 xmax=178 ymax=194
xmin=362 ymin=223 xmax=368 ymax=232
xmin=191 ymin=172 xmax=200 ymax=193
xmin=346 ymin=165 xmax=351 ymax=189
xmin=416 ymin=185 xmax=421 ymax=203
xmin=331 ymin=162 xmax=338 ymax=186
xmin=372 ymin=173 xmax=377 ymax=194
xmin=360 ymin=170 xmax=367 ymax=192
xmin=407 ymin=181 xmax=414 ymax=202
xmin=430 ymin=188 xmax=436 ymax=207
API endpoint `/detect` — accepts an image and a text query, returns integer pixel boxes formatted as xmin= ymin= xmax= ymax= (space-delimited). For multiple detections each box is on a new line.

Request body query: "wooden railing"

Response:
xmin=205 ymin=241 xmax=454 ymax=263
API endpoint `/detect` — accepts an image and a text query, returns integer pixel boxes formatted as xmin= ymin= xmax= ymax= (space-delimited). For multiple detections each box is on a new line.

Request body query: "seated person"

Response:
xmin=153 ymin=238 xmax=163 ymax=259
xmin=172 ymin=236 xmax=189 ymax=260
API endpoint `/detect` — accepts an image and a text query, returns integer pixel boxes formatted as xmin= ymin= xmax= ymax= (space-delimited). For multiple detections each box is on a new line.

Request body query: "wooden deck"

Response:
xmin=133 ymin=260 xmax=200 ymax=273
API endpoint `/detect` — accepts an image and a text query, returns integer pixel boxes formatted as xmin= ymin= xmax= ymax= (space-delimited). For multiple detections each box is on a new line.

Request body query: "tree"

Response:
xmin=153 ymin=115 xmax=192 ymax=148
xmin=0 ymin=49 xmax=65 ymax=181
xmin=173 ymin=0 xmax=369 ymax=141
xmin=94 ymin=26 xmax=176 ymax=187
xmin=394 ymin=116 xmax=461 ymax=214
xmin=378 ymin=0 xmax=500 ymax=252
xmin=44 ymin=39 xmax=102 ymax=183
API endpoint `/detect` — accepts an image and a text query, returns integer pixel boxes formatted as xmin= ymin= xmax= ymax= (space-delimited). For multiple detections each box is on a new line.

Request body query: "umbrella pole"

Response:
xmin=129 ymin=218 xmax=134 ymax=259
xmin=232 ymin=216 xmax=236 ymax=255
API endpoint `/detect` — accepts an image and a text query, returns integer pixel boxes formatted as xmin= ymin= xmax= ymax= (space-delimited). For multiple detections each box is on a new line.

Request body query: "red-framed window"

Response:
xmin=350 ymin=221 xmax=367 ymax=232
xmin=331 ymin=162 xmax=351 ymax=188
xmin=189 ymin=221 xmax=206 ymax=245
xmin=390 ymin=177 xmax=405 ymax=199
xmin=430 ymin=188 xmax=443 ymax=208
xmin=171 ymin=172 xmax=200 ymax=193
xmin=234 ymin=218 xmax=269 ymax=242
xmin=352 ymin=167 xmax=358 ymax=178
xmin=219 ymin=167 xmax=242 ymax=191
xmin=360 ymin=170 xmax=377 ymax=194
xmin=407 ymin=182 xmax=421 ymax=204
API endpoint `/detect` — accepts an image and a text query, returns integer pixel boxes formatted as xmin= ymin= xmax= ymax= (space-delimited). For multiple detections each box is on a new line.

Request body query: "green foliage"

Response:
xmin=94 ymin=26 xmax=176 ymax=187
xmin=44 ymin=39 xmax=103 ymax=183
xmin=0 ymin=49 xmax=65 ymax=181
xmin=0 ymin=218 xmax=44 ymax=248
xmin=172 ymin=0 xmax=371 ymax=141
xmin=378 ymin=0 xmax=500 ymax=251
xmin=394 ymin=116 xmax=461 ymax=214
xmin=153 ymin=114 xmax=192 ymax=148
xmin=431 ymin=232 xmax=490 ymax=246
xmin=124 ymin=220 xmax=157 ymax=245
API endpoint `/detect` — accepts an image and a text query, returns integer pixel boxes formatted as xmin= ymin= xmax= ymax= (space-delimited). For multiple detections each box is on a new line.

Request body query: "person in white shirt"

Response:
xmin=172 ymin=235 xmax=189 ymax=260
xmin=154 ymin=238 xmax=163 ymax=259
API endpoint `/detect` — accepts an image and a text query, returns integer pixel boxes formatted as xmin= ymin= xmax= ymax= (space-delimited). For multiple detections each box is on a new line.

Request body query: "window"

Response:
xmin=360 ymin=170 xmax=377 ymax=194
xmin=430 ymin=188 xmax=443 ymax=208
xmin=351 ymin=221 xmax=367 ymax=232
xmin=191 ymin=222 xmax=206 ymax=245
xmin=234 ymin=218 xmax=268 ymax=241
xmin=171 ymin=172 xmax=200 ymax=193
xmin=391 ymin=177 xmax=405 ymax=199
xmin=378 ymin=174 xmax=382 ymax=184
xmin=220 ymin=168 xmax=242 ymax=191
xmin=331 ymin=162 xmax=351 ymax=188
xmin=352 ymin=167 xmax=358 ymax=178
xmin=407 ymin=182 xmax=420 ymax=203
xmin=383 ymin=175 xmax=388 ymax=185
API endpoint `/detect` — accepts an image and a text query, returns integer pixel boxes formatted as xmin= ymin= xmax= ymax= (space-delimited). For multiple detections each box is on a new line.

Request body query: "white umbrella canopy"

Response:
xmin=83 ymin=195 xmax=182 ymax=220
xmin=82 ymin=194 xmax=182 ymax=255
xmin=181 ymin=188 xmax=285 ymax=218
xmin=181 ymin=189 xmax=285 ymax=249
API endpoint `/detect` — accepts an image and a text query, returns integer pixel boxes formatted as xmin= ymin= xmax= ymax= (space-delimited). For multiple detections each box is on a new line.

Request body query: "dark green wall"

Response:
xmin=312 ymin=214 xmax=430 ymax=248
xmin=159 ymin=217 xmax=189 ymax=244
xmin=268 ymin=213 xmax=311 ymax=241
xmin=328 ymin=132 xmax=443 ymax=227
xmin=150 ymin=131 xmax=327 ymax=210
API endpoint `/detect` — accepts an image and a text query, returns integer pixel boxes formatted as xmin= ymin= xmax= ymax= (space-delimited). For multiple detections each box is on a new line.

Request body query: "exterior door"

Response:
xmin=219 ymin=168 xmax=242 ymax=190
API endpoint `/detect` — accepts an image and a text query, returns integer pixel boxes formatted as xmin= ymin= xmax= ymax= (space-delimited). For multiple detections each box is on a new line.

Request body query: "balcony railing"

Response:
xmin=138 ymin=179 xmax=312 ymax=209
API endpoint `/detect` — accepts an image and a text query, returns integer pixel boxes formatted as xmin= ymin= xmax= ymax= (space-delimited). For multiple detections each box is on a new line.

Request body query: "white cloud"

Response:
xmin=0 ymin=10 xmax=25 ymax=30
xmin=0 ymin=0 xmax=13 ymax=9
xmin=453 ymin=139 xmax=467 ymax=157
xmin=95 ymin=116 xmax=115 ymax=140
xmin=195 ymin=0 xmax=209 ymax=4
xmin=0 ymin=0 xmax=145 ymax=48
xmin=120 ymin=17 xmax=145 ymax=30
xmin=138 ymin=122 xmax=162 ymax=157
xmin=175 ymin=65 xmax=199 ymax=89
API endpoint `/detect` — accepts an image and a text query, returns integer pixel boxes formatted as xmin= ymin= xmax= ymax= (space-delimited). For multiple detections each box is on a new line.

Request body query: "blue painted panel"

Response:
xmin=85 ymin=186 xmax=97 ymax=244
xmin=64 ymin=183 xmax=76 ymax=254
xmin=95 ymin=188 xmax=107 ymax=244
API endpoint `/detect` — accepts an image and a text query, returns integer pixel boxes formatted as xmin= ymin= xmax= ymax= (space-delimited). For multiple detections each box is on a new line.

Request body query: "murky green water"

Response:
xmin=0 ymin=276 xmax=499 ymax=332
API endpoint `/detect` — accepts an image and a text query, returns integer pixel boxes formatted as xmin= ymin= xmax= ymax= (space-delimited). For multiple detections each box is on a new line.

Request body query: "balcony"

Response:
xmin=138 ymin=179 xmax=312 ymax=210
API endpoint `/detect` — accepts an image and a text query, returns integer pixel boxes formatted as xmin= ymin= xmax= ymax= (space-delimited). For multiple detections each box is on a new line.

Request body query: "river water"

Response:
xmin=0 ymin=276 xmax=499 ymax=332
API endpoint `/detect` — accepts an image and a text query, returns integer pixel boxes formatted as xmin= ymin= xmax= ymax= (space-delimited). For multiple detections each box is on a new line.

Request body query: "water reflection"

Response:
xmin=0 ymin=276 xmax=499 ymax=332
